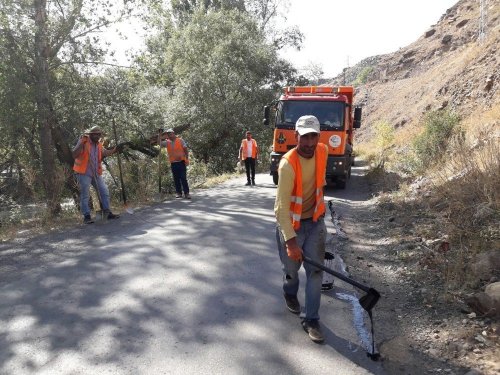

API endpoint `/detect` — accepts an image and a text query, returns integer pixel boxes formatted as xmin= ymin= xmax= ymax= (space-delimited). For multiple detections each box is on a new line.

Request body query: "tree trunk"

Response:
xmin=34 ymin=0 xmax=61 ymax=216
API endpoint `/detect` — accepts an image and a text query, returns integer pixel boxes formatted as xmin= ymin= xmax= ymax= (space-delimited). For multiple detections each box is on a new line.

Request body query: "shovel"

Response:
xmin=303 ymin=255 xmax=381 ymax=360
xmin=112 ymin=118 xmax=134 ymax=214
xmin=154 ymin=128 xmax=163 ymax=201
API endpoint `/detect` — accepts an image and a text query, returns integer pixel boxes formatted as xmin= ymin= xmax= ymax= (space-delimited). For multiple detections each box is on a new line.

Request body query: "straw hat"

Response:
xmin=85 ymin=126 xmax=103 ymax=135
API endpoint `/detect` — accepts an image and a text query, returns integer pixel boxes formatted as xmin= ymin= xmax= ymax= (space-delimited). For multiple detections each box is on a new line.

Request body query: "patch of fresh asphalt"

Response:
xmin=0 ymin=172 xmax=387 ymax=375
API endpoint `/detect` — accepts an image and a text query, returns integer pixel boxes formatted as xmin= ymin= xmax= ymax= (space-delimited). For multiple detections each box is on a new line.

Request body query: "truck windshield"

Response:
xmin=278 ymin=101 xmax=345 ymax=130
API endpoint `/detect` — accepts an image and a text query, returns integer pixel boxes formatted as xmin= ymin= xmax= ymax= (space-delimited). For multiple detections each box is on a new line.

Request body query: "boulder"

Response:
xmin=485 ymin=282 xmax=500 ymax=315
xmin=424 ymin=29 xmax=436 ymax=38
xmin=470 ymin=250 xmax=500 ymax=282
xmin=442 ymin=35 xmax=453 ymax=44
xmin=465 ymin=282 xmax=500 ymax=317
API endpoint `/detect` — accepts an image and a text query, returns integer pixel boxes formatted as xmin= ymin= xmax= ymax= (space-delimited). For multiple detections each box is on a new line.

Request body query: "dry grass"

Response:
xmin=0 ymin=158 xmax=241 ymax=241
xmin=360 ymin=100 xmax=500 ymax=289
xmin=0 ymin=205 xmax=81 ymax=242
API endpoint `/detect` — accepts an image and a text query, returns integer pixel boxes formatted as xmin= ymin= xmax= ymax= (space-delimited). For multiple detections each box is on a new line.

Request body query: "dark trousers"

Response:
xmin=244 ymin=158 xmax=256 ymax=182
xmin=171 ymin=161 xmax=189 ymax=195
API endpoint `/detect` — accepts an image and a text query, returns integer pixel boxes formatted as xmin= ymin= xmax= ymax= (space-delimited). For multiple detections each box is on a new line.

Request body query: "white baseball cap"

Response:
xmin=295 ymin=115 xmax=320 ymax=135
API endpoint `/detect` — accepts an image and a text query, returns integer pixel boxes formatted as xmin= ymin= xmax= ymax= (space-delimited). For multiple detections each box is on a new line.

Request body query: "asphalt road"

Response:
xmin=0 ymin=171 xmax=386 ymax=375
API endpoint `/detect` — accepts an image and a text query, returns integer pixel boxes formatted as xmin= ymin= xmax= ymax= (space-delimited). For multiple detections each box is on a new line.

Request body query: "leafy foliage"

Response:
xmin=0 ymin=0 xmax=302 ymax=215
xmin=354 ymin=66 xmax=374 ymax=85
xmin=412 ymin=110 xmax=461 ymax=171
xmin=374 ymin=121 xmax=394 ymax=168
xmin=158 ymin=9 xmax=280 ymax=172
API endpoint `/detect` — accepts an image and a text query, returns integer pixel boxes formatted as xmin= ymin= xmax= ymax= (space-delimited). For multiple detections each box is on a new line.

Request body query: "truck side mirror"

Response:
xmin=263 ymin=106 xmax=270 ymax=126
xmin=353 ymin=107 xmax=362 ymax=129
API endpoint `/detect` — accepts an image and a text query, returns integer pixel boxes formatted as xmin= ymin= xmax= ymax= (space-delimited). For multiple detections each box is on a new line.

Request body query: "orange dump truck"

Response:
xmin=263 ymin=86 xmax=361 ymax=188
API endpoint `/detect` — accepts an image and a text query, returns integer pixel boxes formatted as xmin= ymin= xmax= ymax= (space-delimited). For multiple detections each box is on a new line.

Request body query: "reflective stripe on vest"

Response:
xmin=241 ymin=139 xmax=257 ymax=160
xmin=282 ymin=143 xmax=327 ymax=230
xmin=73 ymin=140 xmax=103 ymax=175
xmin=166 ymin=138 xmax=187 ymax=163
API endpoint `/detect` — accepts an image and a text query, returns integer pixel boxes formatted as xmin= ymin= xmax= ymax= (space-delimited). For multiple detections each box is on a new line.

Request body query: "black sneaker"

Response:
xmin=83 ymin=215 xmax=94 ymax=224
xmin=107 ymin=212 xmax=120 ymax=220
xmin=284 ymin=293 xmax=301 ymax=314
xmin=301 ymin=319 xmax=325 ymax=343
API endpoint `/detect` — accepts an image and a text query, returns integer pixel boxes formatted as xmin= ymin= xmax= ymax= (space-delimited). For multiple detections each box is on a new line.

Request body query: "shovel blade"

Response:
xmin=94 ymin=210 xmax=105 ymax=222
xmin=359 ymin=288 xmax=380 ymax=312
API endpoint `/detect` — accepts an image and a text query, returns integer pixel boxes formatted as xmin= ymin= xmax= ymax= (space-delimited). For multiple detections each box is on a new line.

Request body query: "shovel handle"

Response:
xmin=112 ymin=118 xmax=127 ymax=205
xmin=303 ymin=255 xmax=370 ymax=293
xmin=158 ymin=129 xmax=162 ymax=194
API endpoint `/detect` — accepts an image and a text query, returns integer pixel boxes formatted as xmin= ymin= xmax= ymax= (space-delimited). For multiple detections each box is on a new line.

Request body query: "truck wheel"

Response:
xmin=337 ymin=178 xmax=346 ymax=189
xmin=272 ymin=172 xmax=279 ymax=185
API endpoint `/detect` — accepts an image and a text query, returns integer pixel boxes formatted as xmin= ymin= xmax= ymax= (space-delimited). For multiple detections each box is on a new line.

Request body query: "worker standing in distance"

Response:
xmin=163 ymin=129 xmax=191 ymax=199
xmin=239 ymin=131 xmax=259 ymax=186
xmin=72 ymin=126 xmax=121 ymax=224
xmin=274 ymin=115 xmax=328 ymax=343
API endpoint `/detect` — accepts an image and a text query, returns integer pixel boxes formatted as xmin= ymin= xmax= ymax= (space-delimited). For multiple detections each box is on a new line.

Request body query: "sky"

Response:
xmin=106 ymin=0 xmax=460 ymax=78
xmin=280 ymin=0 xmax=459 ymax=78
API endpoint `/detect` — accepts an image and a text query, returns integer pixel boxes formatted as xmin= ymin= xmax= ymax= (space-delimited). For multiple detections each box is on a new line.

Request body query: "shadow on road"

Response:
xmin=0 ymin=170 xmax=469 ymax=374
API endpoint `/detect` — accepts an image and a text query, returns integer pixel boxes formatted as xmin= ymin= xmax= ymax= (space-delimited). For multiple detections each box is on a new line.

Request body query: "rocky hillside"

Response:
xmin=328 ymin=2 xmax=499 ymax=373
xmin=331 ymin=0 xmax=499 ymax=141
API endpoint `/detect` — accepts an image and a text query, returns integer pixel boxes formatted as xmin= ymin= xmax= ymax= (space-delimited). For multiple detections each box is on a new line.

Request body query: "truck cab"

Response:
xmin=264 ymin=86 xmax=361 ymax=188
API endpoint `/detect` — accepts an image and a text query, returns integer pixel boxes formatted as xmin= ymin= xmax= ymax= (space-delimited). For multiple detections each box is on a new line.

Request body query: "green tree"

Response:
xmin=0 ymin=0 xmax=140 ymax=215
xmin=164 ymin=9 xmax=280 ymax=172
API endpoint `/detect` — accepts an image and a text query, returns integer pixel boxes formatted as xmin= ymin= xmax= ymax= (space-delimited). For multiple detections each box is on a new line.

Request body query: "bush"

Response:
xmin=412 ymin=110 xmax=460 ymax=171
xmin=374 ymin=121 xmax=394 ymax=168
xmin=354 ymin=66 xmax=374 ymax=85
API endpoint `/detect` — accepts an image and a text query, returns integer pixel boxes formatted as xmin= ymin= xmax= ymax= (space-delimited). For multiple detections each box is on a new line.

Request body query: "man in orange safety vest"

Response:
xmin=274 ymin=115 xmax=328 ymax=343
xmin=72 ymin=126 xmax=121 ymax=224
xmin=164 ymin=129 xmax=191 ymax=199
xmin=239 ymin=131 xmax=259 ymax=186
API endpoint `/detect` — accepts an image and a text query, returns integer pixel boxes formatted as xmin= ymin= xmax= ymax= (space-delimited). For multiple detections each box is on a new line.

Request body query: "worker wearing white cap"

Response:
xmin=274 ymin=115 xmax=328 ymax=343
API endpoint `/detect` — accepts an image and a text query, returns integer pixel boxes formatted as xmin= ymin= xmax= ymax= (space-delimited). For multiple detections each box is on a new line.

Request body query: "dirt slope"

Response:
xmin=330 ymin=0 xmax=499 ymax=140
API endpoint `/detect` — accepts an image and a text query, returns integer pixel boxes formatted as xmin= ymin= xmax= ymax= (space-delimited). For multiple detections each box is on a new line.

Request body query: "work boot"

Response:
xmin=83 ymin=215 xmax=94 ymax=224
xmin=284 ymin=293 xmax=301 ymax=314
xmin=301 ymin=319 xmax=325 ymax=343
xmin=107 ymin=212 xmax=120 ymax=220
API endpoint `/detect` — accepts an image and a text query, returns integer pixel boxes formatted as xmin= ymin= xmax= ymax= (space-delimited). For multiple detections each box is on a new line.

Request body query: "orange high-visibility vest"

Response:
xmin=241 ymin=139 xmax=257 ymax=160
xmin=166 ymin=138 xmax=188 ymax=164
xmin=73 ymin=139 xmax=103 ymax=175
xmin=282 ymin=143 xmax=327 ymax=230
